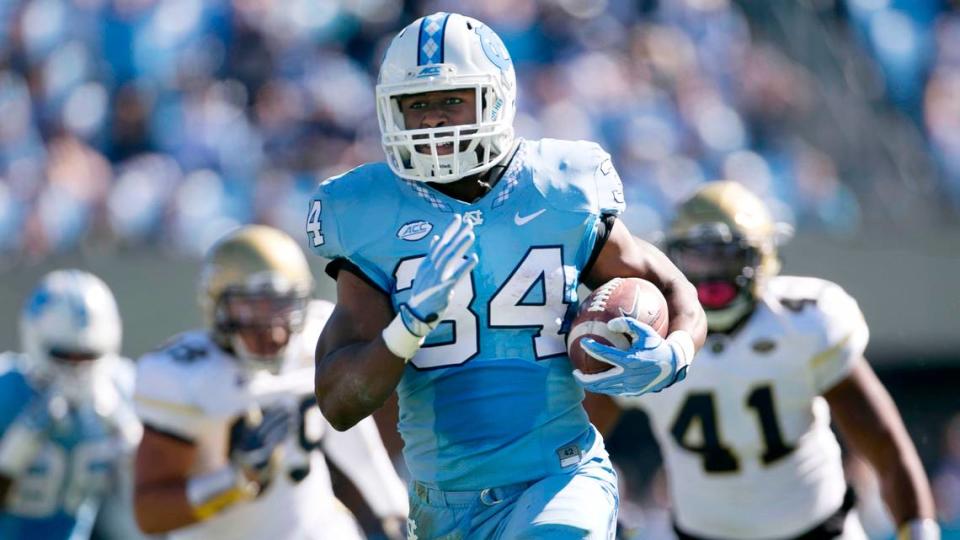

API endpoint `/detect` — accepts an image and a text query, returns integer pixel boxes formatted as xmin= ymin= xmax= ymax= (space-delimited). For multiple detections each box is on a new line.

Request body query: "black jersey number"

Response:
xmin=669 ymin=384 xmax=795 ymax=473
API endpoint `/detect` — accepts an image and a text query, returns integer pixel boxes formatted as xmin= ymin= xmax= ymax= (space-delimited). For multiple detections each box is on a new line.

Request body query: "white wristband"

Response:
xmin=382 ymin=314 xmax=425 ymax=361
xmin=897 ymin=518 xmax=940 ymax=540
xmin=0 ymin=422 xmax=44 ymax=476
xmin=186 ymin=465 xmax=258 ymax=520
xmin=666 ymin=330 xmax=695 ymax=370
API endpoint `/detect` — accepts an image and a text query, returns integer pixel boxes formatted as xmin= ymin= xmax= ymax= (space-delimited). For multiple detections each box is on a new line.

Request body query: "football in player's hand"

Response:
xmin=568 ymin=277 xmax=669 ymax=374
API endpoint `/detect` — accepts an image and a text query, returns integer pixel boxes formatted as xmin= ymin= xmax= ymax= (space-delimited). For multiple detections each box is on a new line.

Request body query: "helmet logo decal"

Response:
xmin=25 ymin=287 xmax=51 ymax=319
xmin=397 ymin=220 xmax=434 ymax=241
xmin=416 ymin=66 xmax=442 ymax=78
xmin=418 ymin=12 xmax=451 ymax=66
xmin=474 ymin=24 xmax=512 ymax=73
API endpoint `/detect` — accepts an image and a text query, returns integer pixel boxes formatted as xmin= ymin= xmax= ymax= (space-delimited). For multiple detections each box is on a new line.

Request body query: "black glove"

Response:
xmin=229 ymin=405 xmax=294 ymax=487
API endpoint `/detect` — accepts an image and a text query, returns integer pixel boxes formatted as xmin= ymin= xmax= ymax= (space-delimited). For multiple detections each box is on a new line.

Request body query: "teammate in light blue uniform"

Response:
xmin=0 ymin=271 xmax=143 ymax=540
xmin=310 ymin=13 xmax=707 ymax=539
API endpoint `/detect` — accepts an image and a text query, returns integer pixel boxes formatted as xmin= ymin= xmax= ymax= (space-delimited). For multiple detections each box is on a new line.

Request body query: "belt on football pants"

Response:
xmin=412 ymin=478 xmax=538 ymax=508
xmin=673 ymin=486 xmax=857 ymax=540
xmin=410 ymin=428 xmax=598 ymax=508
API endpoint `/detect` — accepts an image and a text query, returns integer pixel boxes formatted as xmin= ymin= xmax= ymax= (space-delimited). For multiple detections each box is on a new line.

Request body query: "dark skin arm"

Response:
xmin=824 ymin=360 xmax=936 ymax=527
xmin=314 ymin=271 xmax=405 ymax=431
xmin=133 ymin=428 xmax=201 ymax=534
xmin=584 ymin=219 xmax=707 ymax=350
xmin=582 ymin=392 xmax=623 ymax=437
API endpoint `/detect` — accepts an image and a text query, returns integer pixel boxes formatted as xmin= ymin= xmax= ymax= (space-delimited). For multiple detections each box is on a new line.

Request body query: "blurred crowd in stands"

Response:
xmin=0 ymin=0 xmax=958 ymax=263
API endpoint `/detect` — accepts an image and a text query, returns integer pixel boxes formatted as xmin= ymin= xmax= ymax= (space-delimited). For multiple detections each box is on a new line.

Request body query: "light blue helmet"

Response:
xmin=19 ymin=269 xmax=121 ymax=398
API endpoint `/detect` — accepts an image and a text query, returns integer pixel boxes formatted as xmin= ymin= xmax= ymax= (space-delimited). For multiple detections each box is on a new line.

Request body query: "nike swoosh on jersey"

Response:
xmin=514 ymin=208 xmax=546 ymax=226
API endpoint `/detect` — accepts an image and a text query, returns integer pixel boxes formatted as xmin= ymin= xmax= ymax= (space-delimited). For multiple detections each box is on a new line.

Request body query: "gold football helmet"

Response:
xmin=199 ymin=225 xmax=314 ymax=372
xmin=666 ymin=181 xmax=789 ymax=332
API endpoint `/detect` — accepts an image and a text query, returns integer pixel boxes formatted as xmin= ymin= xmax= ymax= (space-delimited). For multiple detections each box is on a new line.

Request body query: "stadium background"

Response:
xmin=0 ymin=0 xmax=958 ymax=537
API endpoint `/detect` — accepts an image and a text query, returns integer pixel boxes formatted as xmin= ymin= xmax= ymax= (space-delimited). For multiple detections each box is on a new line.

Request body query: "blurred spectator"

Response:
xmin=0 ymin=0 xmax=957 ymax=262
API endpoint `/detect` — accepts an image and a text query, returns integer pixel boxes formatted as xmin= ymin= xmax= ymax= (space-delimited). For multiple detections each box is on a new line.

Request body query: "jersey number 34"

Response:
xmin=395 ymin=246 xmax=571 ymax=369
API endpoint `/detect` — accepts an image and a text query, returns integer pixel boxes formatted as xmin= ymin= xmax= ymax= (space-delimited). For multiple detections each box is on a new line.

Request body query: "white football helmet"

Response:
xmin=19 ymin=269 xmax=122 ymax=401
xmin=376 ymin=12 xmax=517 ymax=183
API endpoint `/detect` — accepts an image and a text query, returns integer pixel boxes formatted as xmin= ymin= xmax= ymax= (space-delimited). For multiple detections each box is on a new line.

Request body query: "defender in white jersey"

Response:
xmin=587 ymin=181 xmax=938 ymax=540
xmin=133 ymin=226 xmax=407 ymax=540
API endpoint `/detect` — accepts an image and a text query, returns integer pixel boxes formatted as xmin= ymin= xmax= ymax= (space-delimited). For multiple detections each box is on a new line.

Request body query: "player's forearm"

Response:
xmin=134 ymin=481 xmax=199 ymax=534
xmin=827 ymin=363 xmax=936 ymax=526
xmin=877 ymin=454 xmax=936 ymax=526
xmin=658 ymin=276 xmax=707 ymax=348
xmin=315 ymin=338 xmax=406 ymax=431
xmin=587 ymin=224 xmax=707 ymax=349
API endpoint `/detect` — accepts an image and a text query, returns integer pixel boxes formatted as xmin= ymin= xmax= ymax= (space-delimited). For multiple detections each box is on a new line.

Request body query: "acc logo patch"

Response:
xmin=416 ymin=66 xmax=442 ymax=78
xmin=397 ymin=220 xmax=433 ymax=241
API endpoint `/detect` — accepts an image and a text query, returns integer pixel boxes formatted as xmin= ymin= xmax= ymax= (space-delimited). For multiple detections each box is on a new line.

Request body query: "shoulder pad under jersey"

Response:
xmin=135 ymin=331 xmax=248 ymax=439
xmin=768 ymin=276 xmax=869 ymax=391
xmin=525 ymin=138 xmax=626 ymax=217
xmin=307 ymin=163 xmax=402 ymax=260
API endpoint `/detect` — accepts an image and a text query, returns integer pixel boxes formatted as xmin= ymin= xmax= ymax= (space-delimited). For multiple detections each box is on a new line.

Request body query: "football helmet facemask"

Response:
xmin=376 ymin=12 xmax=517 ymax=184
xmin=666 ymin=181 xmax=791 ymax=332
xmin=199 ymin=225 xmax=314 ymax=374
xmin=19 ymin=269 xmax=122 ymax=403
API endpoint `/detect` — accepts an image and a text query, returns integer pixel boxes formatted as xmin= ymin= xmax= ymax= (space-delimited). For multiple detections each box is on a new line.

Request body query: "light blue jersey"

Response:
xmin=0 ymin=356 xmax=134 ymax=540
xmin=309 ymin=138 xmax=625 ymax=490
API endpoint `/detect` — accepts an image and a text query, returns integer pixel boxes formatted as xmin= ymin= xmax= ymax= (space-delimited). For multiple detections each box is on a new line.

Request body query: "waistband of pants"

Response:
xmin=412 ymin=427 xmax=599 ymax=508
xmin=673 ymin=486 xmax=857 ymax=540
xmin=412 ymin=478 xmax=537 ymax=507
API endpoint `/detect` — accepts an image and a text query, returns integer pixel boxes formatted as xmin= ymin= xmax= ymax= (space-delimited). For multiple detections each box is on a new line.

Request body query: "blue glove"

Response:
xmin=230 ymin=405 xmax=293 ymax=485
xmin=573 ymin=317 xmax=694 ymax=397
xmin=399 ymin=214 xmax=478 ymax=338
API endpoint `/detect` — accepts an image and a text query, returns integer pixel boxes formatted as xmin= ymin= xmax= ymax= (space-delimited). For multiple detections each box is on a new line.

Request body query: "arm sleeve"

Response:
xmin=307 ymin=175 xmax=393 ymax=293
xmin=809 ymin=284 xmax=870 ymax=393
xmin=577 ymin=146 xmax=627 ymax=273
xmin=322 ymin=416 xmax=409 ymax=518
xmin=593 ymin=152 xmax=627 ymax=217
xmin=306 ymin=182 xmax=344 ymax=261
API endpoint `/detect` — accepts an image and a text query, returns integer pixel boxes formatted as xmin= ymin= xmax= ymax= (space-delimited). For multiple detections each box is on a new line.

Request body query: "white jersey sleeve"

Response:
xmin=134 ymin=332 xmax=246 ymax=441
xmin=323 ymin=417 xmax=409 ymax=519
xmin=771 ymin=276 xmax=870 ymax=393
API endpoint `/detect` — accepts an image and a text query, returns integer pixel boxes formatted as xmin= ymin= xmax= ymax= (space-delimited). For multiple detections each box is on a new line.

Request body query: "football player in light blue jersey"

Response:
xmin=0 ymin=270 xmax=143 ymax=540
xmin=308 ymin=12 xmax=707 ymax=539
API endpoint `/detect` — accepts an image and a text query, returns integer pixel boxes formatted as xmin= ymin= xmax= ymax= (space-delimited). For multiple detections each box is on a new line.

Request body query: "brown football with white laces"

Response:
xmin=567 ymin=277 xmax=669 ymax=374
